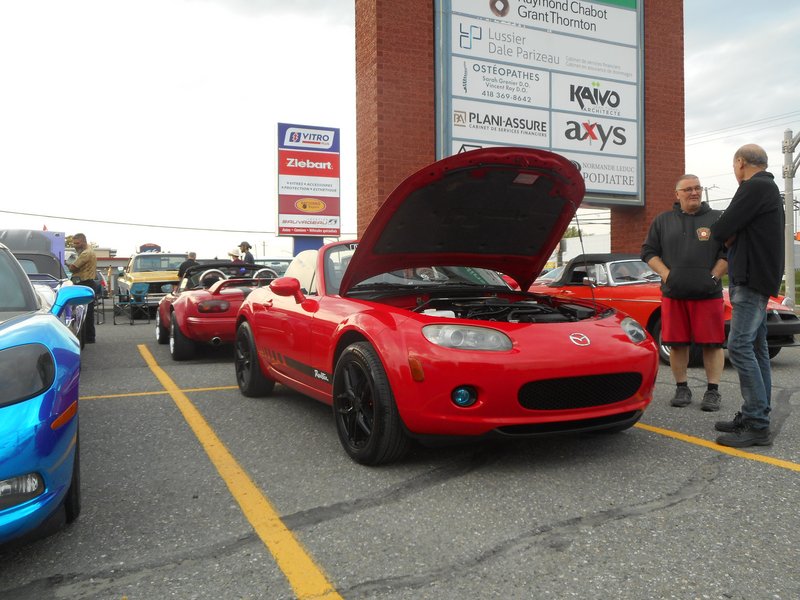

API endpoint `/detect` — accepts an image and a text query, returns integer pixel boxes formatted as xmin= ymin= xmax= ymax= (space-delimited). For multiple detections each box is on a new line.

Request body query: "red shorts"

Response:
xmin=661 ymin=296 xmax=725 ymax=346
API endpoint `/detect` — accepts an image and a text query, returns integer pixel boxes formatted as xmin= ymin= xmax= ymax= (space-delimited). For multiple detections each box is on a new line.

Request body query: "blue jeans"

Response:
xmin=727 ymin=284 xmax=771 ymax=428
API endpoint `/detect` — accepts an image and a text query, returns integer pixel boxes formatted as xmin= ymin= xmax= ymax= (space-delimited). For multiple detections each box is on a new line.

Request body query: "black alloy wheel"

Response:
xmin=235 ymin=321 xmax=275 ymax=397
xmin=332 ymin=342 xmax=409 ymax=465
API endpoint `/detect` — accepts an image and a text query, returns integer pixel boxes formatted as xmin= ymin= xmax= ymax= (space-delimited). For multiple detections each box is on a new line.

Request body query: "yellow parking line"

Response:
xmin=636 ymin=423 xmax=800 ymax=472
xmin=138 ymin=345 xmax=343 ymax=600
xmin=81 ymin=385 xmax=238 ymax=401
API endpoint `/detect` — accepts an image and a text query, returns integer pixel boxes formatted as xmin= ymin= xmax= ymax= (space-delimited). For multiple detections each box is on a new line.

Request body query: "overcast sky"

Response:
xmin=1 ymin=1 xmax=799 ymax=259
xmin=683 ymin=0 xmax=800 ymax=207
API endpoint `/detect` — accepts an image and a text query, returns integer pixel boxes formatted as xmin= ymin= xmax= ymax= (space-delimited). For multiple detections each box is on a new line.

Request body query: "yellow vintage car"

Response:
xmin=117 ymin=252 xmax=186 ymax=306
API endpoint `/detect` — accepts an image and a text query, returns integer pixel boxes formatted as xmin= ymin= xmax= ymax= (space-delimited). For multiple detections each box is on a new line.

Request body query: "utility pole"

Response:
xmin=703 ymin=185 xmax=718 ymax=203
xmin=782 ymin=129 xmax=800 ymax=305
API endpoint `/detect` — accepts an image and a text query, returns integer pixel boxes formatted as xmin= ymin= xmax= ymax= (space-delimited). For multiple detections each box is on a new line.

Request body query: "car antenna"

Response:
xmin=572 ymin=213 xmax=599 ymax=314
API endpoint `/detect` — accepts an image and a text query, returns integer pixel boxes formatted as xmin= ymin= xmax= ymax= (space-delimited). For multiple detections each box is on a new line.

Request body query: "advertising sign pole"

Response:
xmin=277 ymin=123 xmax=342 ymax=253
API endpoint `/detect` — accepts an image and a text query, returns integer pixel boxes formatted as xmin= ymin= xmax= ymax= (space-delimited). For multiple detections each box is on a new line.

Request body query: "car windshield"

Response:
xmin=133 ymin=254 xmax=186 ymax=271
xmin=254 ymin=259 xmax=291 ymax=276
xmin=324 ymin=244 xmax=508 ymax=296
xmin=14 ymin=254 xmax=65 ymax=278
xmin=609 ymin=260 xmax=660 ymax=282
xmin=0 ymin=249 xmax=39 ymax=312
xmin=535 ymin=265 xmax=563 ymax=282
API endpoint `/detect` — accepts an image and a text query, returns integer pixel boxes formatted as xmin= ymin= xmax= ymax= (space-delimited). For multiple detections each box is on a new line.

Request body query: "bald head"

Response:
xmin=733 ymin=144 xmax=768 ymax=183
xmin=734 ymin=144 xmax=768 ymax=168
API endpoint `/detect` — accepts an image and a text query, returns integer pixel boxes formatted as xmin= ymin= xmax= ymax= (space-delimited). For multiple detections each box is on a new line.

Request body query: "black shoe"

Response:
xmin=716 ymin=424 xmax=772 ymax=448
xmin=700 ymin=389 xmax=721 ymax=412
xmin=85 ymin=339 xmax=96 ymax=344
xmin=670 ymin=386 xmax=692 ymax=407
xmin=714 ymin=411 xmax=744 ymax=432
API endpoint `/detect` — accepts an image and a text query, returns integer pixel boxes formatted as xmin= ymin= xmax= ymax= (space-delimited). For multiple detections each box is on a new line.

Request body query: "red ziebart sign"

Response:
xmin=277 ymin=123 xmax=341 ymax=237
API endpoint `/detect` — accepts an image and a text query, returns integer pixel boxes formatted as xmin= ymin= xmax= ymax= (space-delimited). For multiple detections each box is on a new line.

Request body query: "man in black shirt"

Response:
xmin=711 ymin=144 xmax=784 ymax=448
xmin=177 ymin=252 xmax=198 ymax=279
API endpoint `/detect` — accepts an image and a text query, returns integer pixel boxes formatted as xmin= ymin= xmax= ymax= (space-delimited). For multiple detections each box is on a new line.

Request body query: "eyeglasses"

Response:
xmin=676 ymin=185 xmax=703 ymax=193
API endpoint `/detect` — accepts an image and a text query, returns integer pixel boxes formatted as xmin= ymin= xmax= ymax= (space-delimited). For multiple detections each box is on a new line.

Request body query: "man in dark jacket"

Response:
xmin=711 ymin=144 xmax=784 ymax=448
xmin=177 ymin=252 xmax=198 ymax=279
xmin=642 ymin=175 xmax=728 ymax=411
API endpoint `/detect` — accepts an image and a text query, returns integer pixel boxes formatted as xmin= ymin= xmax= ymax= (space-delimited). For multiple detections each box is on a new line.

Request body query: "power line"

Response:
xmin=0 ymin=209 xmax=276 ymax=234
xmin=686 ymin=110 xmax=800 ymax=142
xmin=686 ymin=114 xmax=800 ymax=147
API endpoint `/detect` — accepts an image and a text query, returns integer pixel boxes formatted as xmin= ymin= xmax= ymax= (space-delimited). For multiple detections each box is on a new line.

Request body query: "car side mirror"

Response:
xmin=270 ymin=277 xmax=305 ymax=304
xmin=583 ymin=276 xmax=597 ymax=288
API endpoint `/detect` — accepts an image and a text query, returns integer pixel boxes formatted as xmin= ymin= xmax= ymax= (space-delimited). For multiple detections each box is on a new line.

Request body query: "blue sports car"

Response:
xmin=0 ymin=242 xmax=94 ymax=547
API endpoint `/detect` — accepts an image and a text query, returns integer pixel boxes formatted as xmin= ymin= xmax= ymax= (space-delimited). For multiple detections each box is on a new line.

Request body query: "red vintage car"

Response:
xmin=529 ymin=253 xmax=800 ymax=365
xmin=233 ymin=148 xmax=660 ymax=465
xmin=155 ymin=262 xmax=277 ymax=361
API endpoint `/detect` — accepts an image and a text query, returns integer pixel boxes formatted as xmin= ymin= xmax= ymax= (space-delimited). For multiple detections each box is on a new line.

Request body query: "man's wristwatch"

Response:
xmin=711 ymin=275 xmax=720 ymax=284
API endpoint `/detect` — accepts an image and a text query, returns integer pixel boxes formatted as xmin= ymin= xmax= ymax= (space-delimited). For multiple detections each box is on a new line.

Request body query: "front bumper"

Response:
xmin=0 ymin=398 xmax=76 ymax=545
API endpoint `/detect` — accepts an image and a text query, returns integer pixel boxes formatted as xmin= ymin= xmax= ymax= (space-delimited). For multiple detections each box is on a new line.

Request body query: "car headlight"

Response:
xmin=0 ymin=344 xmax=56 ymax=408
xmin=422 ymin=324 xmax=512 ymax=351
xmin=620 ymin=317 xmax=648 ymax=344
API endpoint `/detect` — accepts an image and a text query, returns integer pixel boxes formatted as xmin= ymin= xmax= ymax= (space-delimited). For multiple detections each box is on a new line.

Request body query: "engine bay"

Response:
xmin=412 ymin=295 xmax=600 ymax=323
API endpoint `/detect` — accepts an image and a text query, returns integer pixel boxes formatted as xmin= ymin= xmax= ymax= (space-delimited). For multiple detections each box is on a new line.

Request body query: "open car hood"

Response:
xmin=339 ymin=147 xmax=585 ymax=295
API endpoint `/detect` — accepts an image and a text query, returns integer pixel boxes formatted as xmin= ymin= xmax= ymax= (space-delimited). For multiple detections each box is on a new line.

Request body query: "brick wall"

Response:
xmin=355 ymin=0 xmax=435 ymax=237
xmin=610 ymin=1 xmax=685 ymax=253
xmin=356 ymin=1 xmax=684 ymax=248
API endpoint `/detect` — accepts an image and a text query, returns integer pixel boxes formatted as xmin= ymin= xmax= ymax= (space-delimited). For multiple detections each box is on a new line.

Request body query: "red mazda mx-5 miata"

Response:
xmin=156 ymin=262 xmax=277 ymax=361
xmin=234 ymin=147 xmax=660 ymax=464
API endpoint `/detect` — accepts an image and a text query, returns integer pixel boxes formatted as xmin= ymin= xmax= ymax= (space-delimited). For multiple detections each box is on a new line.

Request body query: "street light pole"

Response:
xmin=782 ymin=128 xmax=800 ymax=305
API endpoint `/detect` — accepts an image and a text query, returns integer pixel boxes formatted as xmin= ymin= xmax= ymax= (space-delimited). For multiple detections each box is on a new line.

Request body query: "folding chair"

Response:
xmin=113 ymin=282 xmax=151 ymax=325
xmin=95 ymin=291 xmax=105 ymax=325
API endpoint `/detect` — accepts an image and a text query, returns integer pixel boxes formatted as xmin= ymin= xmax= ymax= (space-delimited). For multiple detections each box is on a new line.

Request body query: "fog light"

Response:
xmin=452 ymin=385 xmax=477 ymax=407
xmin=0 ymin=473 xmax=44 ymax=510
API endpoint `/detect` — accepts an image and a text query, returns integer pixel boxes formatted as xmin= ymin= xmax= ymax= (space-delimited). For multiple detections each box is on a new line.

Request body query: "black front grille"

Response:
xmin=519 ymin=372 xmax=643 ymax=410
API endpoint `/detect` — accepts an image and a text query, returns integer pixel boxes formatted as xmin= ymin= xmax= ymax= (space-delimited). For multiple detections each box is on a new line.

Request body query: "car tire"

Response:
xmin=156 ymin=310 xmax=169 ymax=344
xmin=64 ymin=433 xmax=81 ymax=523
xmin=332 ymin=342 xmax=410 ymax=465
xmin=235 ymin=321 xmax=275 ymax=397
xmin=651 ymin=318 xmax=703 ymax=367
xmin=170 ymin=313 xmax=195 ymax=361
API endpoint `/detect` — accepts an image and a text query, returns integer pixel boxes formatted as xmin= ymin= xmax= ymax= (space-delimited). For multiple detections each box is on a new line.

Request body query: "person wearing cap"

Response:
xmin=228 ymin=248 xmax=243 ymax=263
xmin=239 ymin=241 xmax=254 ymax=263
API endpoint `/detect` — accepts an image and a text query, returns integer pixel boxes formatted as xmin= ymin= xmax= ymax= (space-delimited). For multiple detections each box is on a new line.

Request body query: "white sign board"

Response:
xmin=435 ymin=0 xmax=643 ymax=205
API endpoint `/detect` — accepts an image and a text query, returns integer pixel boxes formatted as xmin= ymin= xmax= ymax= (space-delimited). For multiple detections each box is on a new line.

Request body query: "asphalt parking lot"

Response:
xmin=1 ymin=310 xmax=799 ymax=600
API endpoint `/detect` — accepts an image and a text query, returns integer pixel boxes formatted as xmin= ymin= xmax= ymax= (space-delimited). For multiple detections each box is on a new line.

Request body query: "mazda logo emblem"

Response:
xmin=569 ymin=333 xmax=590 ymax=346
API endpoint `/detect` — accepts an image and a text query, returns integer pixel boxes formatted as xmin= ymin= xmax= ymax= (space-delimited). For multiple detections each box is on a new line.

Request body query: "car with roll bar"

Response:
xmin=155 ymin=261 xmax=278 ymax=361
